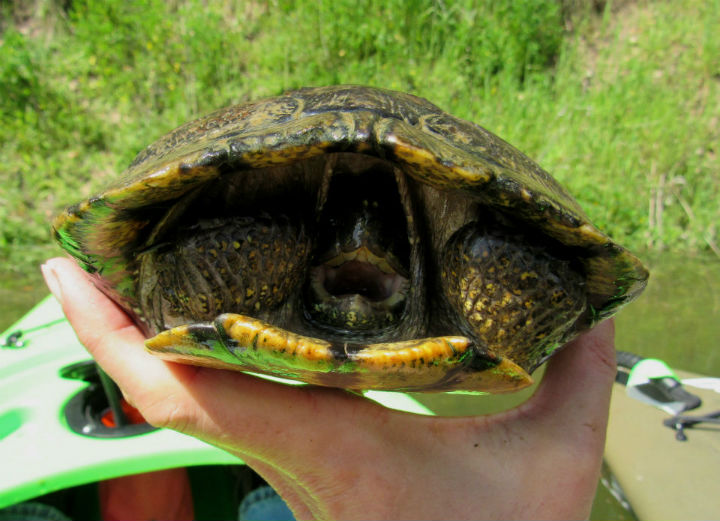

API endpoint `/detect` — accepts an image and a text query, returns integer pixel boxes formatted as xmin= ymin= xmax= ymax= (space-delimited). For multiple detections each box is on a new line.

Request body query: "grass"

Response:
xmin=0 ymin=0 xmax=718 ymax=282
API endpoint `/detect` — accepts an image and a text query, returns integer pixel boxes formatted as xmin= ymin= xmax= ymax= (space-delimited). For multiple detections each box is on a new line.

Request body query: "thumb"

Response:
xmin=520 ymin=319 xmax=616 ymax=450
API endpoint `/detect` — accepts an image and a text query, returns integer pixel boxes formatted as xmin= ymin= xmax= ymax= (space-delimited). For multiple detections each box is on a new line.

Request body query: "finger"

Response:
xmin=42 ymin=258 xmax=140 ymax=344
xmin=41 ymin=257 xmax=174 ymax=389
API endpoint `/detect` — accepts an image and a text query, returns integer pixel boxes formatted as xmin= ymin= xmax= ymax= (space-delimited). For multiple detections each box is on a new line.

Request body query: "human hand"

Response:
xmin=42 ymin=256 xmax=615 ymax=521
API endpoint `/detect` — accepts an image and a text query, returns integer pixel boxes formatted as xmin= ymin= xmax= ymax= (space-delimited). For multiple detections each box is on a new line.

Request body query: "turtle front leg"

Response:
xmin=441 ymin=221 xmax=587 ymax=373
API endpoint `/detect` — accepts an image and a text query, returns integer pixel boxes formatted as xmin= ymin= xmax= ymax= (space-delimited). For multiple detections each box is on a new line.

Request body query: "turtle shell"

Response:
xmin=52 ymin=85 xmax=648 ymax=393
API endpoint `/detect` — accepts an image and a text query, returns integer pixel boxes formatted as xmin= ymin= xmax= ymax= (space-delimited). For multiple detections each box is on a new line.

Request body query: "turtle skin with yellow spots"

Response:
xmin=52 ymin=85 xmax=648 ymax=393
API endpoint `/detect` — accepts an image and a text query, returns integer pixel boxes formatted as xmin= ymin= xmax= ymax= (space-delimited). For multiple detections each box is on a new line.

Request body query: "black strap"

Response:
xmin=663 ymin=410 xmax=720 ymax=441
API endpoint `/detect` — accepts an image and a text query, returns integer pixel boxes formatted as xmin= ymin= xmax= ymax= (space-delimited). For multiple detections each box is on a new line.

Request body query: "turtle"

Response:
xmin=52 ymin=85 xmax=648 ymax=393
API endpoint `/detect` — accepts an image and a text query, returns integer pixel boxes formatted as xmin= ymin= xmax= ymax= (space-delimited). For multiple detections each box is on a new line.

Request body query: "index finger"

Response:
xmin=42 ymin=257 xmax=177 ymax=396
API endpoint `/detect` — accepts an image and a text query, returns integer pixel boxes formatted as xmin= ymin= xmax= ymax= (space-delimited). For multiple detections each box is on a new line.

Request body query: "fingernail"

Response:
xmin=41 ymin=261 xmax=63 ymax=301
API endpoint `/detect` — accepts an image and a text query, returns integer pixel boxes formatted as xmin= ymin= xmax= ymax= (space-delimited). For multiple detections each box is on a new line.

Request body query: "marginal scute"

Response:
xmin=353 ymin=337 xmax=469 ymax=367
xmin=221 ymin=315 xmax=335 ymax=363
xmin=384 ymin=126 xmax=495 ymax=188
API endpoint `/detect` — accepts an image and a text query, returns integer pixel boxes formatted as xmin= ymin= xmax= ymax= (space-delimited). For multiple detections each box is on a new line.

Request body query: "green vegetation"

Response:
xmin=0 ymin=0 xmax=718 ymax=288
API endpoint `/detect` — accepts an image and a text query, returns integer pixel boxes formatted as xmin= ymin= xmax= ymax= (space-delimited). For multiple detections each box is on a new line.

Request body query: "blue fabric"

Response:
xmin=0 ymin=502 xmax=71 ymax=521
xmin=238 ymin=485 xmax=295 ymax=521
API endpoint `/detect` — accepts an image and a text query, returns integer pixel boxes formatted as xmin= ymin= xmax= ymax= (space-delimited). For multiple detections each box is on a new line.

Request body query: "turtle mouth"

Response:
xmin=306 ymin=248 xmax=410 ymax=330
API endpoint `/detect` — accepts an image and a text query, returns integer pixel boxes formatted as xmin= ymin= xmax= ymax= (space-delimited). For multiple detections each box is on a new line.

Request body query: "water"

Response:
xmin=614 ymin=253 xmax=720 ymax=376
